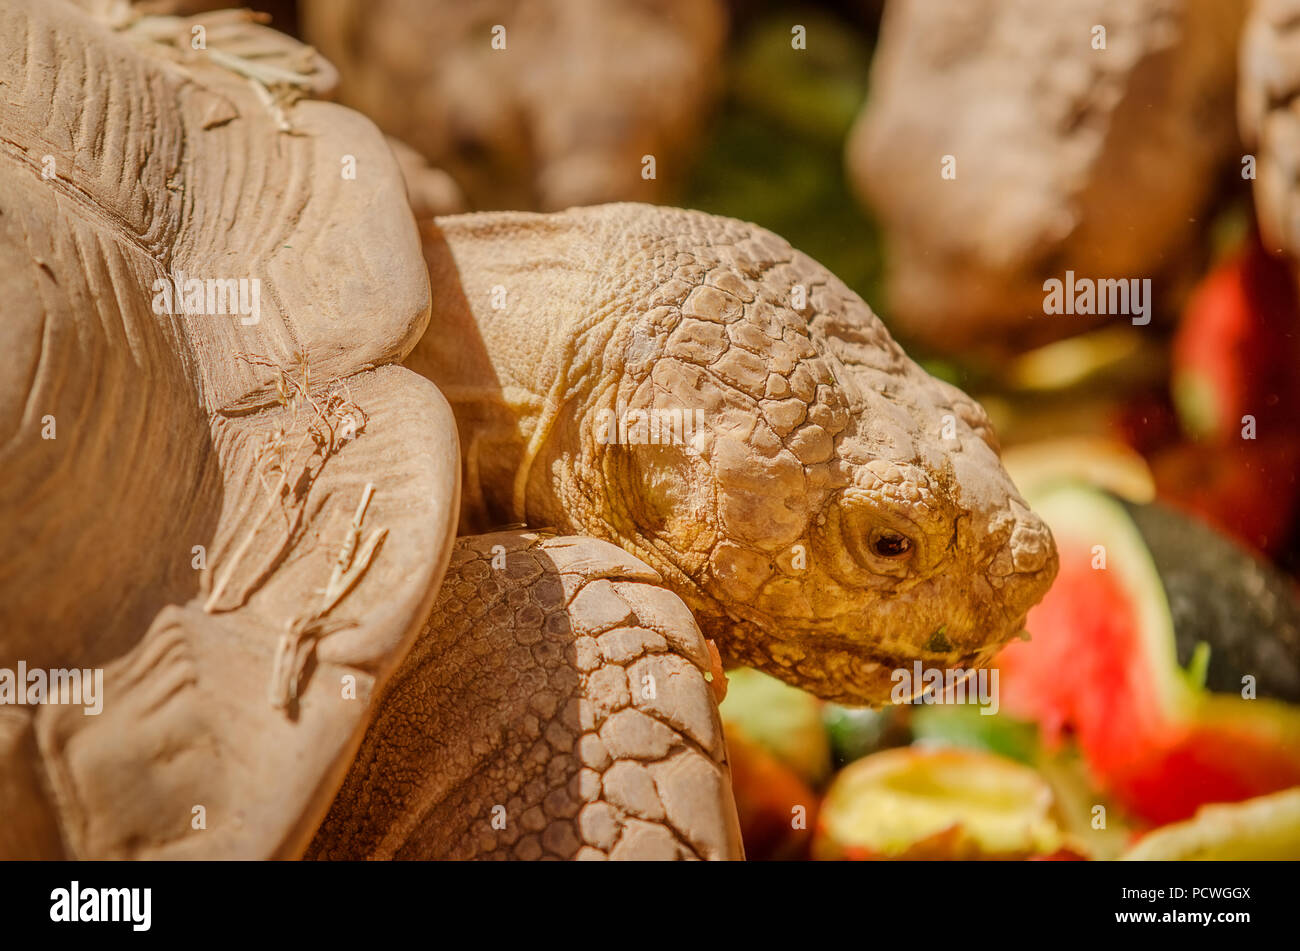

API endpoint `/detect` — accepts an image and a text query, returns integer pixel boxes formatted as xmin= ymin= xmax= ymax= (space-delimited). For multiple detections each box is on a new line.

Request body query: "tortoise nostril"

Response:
xmin=1012 ymin=532 xmax=1051 ymax=575
xmin=1006 ymin=503 xmax=1055 ymax=577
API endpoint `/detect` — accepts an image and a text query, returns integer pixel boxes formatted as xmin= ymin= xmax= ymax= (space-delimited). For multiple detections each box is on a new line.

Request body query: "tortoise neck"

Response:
xmin=404 ymin=216 xmax=611 ymax=533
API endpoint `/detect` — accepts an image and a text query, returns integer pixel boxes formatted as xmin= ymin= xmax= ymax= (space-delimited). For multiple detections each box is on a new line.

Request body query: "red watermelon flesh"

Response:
xmin=1001 ymin=554 xmax=1165 ymax=771
xmin=1172 ymin=240 xmax=1300 ymax=443
xmin=998 ymin=484 xmax=1300 ymax=826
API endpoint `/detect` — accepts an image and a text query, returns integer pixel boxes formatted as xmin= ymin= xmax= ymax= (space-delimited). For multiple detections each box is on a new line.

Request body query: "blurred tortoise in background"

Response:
xmin=1241 ymin=0 xmax=1300 ymax=271
xmin=850 ymin=0 xmax=1245 ymax=354
xmin=0 ymin=0 xmax=1056 ymax=861
xmin=298 ymin=0 xmax=730 ymax=211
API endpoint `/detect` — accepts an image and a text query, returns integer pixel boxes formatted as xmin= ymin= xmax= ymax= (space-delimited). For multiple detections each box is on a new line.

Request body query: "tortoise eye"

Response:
xmin=871 ymin=531 xmax=912 ymax=558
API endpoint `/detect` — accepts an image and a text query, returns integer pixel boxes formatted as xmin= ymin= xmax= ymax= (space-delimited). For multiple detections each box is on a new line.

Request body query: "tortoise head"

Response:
xmin=530 ymin=210 xmax=1058 ymax=705
xmin=430 ymin=205 xmax=1057 ymax=706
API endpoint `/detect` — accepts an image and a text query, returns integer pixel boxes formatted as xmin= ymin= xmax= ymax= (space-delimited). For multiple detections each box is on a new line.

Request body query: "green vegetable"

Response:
xmin=822 ymin=704 xmax=902 ymax=767
xmin=910 ymin=704 xmax=1040 ymax=765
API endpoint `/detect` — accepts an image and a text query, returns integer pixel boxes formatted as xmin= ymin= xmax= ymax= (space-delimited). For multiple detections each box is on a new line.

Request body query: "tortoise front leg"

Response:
xmin=308 ymin=532 xmax=744 ymax=860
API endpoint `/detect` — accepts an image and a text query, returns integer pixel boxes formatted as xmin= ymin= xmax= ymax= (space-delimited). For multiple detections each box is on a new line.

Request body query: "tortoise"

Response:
xmin=1241 ymin=0 xmax=1300 ymax=267
xmin=297 ymin=0 xmax=729 ymax=211
xmin=0 ymin=0 xmax=1057 ymax=860
xmin=849 ymin=0 xmax=1244 ymax=354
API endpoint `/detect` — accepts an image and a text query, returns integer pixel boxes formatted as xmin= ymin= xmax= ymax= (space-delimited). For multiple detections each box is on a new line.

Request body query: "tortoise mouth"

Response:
xmin=702 ymin=612 xmax=1026 ymax=708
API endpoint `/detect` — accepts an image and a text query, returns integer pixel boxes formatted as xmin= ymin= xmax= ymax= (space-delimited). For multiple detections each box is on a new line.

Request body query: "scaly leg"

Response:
xmin=309 ymin=531 xmax=744 ymax=860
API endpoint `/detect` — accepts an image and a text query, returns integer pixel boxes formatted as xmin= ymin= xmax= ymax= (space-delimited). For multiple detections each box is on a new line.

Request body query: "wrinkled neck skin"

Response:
xmin=405 ymin=206 xmax=1058 ymax=707
xmin=405 ymin=216 xmax=688 ymax=586
xmin=404 ymin=215 xmax=614 ymax=528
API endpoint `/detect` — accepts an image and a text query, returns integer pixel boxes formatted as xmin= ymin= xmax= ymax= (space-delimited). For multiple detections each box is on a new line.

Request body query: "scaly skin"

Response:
xmin=309 ymin=532 xmax=744 ymax=860
xmin=406 ymin=203 xmax=1058 ymax=706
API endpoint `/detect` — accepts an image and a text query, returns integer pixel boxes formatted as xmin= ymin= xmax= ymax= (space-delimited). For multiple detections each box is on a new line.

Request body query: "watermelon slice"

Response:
xmin=998 ymin=482 xmax=1300 ymax=826
xmin=1171 ymin=240 xmax=1300 ymax=444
